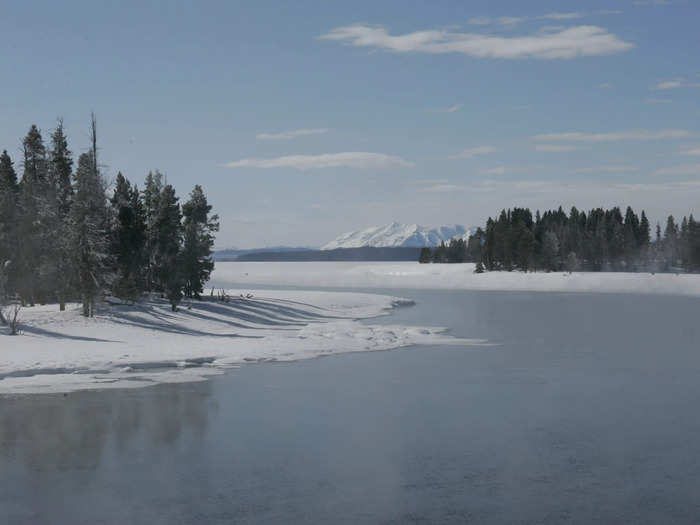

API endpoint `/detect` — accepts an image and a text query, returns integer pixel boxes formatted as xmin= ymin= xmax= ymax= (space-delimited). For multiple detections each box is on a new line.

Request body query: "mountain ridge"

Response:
xmin=321 ymin=222 xmax=472 ymax=250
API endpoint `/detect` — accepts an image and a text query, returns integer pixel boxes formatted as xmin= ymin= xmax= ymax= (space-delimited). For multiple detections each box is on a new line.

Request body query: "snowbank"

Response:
xmin=211 ymin=262 xmax=700 ymax=297
xmin=0 ymin=290 xmax=482 ymax=394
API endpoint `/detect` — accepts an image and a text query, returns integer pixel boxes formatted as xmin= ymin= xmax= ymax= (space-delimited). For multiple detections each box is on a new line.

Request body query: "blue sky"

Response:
xmin=0 ymin=0 xmax=698 ymax=248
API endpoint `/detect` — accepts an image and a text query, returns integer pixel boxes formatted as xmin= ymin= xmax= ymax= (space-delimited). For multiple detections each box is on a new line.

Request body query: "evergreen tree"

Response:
xmin=70 ymin=152 xmax=109 ymax=317
xmin=0 ymin=151 xmax=19 ymax=295
xmin=418 ymin=247 xmax=432 ymax=264
xmin=153 ymin=185 xmax=183 ymax=310
xmin=142 ymin=170 xmax=164 ymax=291
xmin=47 ymin=120 xmax=75 ymax=310
xmin=110 ymin=173 xmax=146 ymax=301
xmin=49 ymin=119 xmax=74 ymax=218
xmin=181 ymin=185 xmax=219 ymax=298
xmin=541 ymin=231 xmax=560 ymax=271
xmin=664 ymin=216 xmax=678 ymax=269
xmin=17 ymin=125 xmax=49 ymax=305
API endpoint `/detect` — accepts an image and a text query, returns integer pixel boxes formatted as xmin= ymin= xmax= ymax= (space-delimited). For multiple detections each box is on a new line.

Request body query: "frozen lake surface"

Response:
xmin=3 ymin=289 xmax=700 ymax=523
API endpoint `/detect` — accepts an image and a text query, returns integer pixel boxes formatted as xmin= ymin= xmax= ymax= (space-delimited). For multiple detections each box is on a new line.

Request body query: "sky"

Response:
xmin=0 ymin=0 xmax=698 ymax=248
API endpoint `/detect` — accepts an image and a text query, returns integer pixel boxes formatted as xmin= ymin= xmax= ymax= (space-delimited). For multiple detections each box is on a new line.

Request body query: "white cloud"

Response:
xmin=634 ymin=0 xmax=671 ymax=5
xmin=223 ymin=152 xmax=415 ymax=170
xmin=320 ymin=24 xmax=634 ymax=60
xmin=450 ymin=146 xmax=497 ymax=159
xmin=681 ymin=146 xmax=700 ymax=156
xmin=654 ymin=79 xmax=683 ymax=90
xmin=466 ymin=10 xmax=620 ymax=28
xmin=482 ymin=166 xmax=508 ymax=175
xmin=652 ymin=78 xmax=700 ymax=90
xmin=573 ymin=165 xmax=639 ymax=173
xmin=539 ymin=12 xmax=583 ymax=20
xmin=467 ymin=16 xmax=491 ymax=25
xmin=421 ymin=184 xmax=467 ymax=193
xmin=413 ymin=178 xmax=449 ymax=184
xmin=654 ymin=164 xmax=700 ymax=176
xmin=497 ymin=17 xmax=524 ymax=26
xmin=535 ymin=144 xmax=580 ymax=152
xmin=256 ymin=128 xmax=329 ymax=141
xmin=533 ymin=129 xmax=692 ymax=142
xmin=599 ymin=82 xmax=613 ymax=88
xmin=432 ymin=103 xmax=463 ymax=113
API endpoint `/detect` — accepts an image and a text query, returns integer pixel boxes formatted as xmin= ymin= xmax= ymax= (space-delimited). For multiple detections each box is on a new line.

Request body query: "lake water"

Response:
xmin=2 ymin=289 xmax=700 ymax=524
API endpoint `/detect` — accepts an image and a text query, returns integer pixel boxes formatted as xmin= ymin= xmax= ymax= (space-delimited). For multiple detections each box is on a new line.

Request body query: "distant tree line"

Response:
xmin=0 ymin=116 xmax=218 ymax=316
xmin=419 ymin=206 xmax=700 ymax=273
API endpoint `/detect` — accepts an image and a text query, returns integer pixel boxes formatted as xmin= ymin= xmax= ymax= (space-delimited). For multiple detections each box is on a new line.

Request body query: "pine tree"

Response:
xmin=17 ymin=125 xmax=49 ymax=305
xmin=70 ymin=152 xmax=109 ymax=316
xmin=0 ymin=151 xmax=19 ymax=295
xmin=418 ymin=247 xmax=432 ymax=264
xmin=154 ymin=185 xmax=183 ymax=310
xmin=181 ymin=185 xmax=219 ymax=298
xmin=110 ymin=173 xmax=146 ymax=301
xmin=142 ymin=170 xmax=164 ymax=291
xmin=664 ymin=216 xmax=678 ymax=269
xmin=47 ymin=120 xmax=75 ymax=310
xmin=541 ymin=231 xmax=560 ymax=271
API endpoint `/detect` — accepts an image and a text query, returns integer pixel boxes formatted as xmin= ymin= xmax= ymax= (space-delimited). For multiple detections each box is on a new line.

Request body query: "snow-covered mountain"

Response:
xmin=321 ymin=222 xmax=472 ymax=250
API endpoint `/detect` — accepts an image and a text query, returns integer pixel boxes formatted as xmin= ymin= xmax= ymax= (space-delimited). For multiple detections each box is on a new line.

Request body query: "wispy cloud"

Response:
xmin=421 ymin=184 xmax=467 ymax=193
xmin=497 ymin=16 xmax=525 ymax=26
xmin=573 ymin=165 xmax=639 ymax=173
xmin=540 ymin=12 xmax=584 ymax=20
xmin=223 ymin=152 xmax=414 ymax=170
xmin=467 ymin=16 xmax=491 ymax=26
xmin=466 ymin=10 xmax=621 ymax=27
xmin=535 ymin=144 xmax=580 ymax=152
xmin=654 ymin=79 xmax=683 ymax=90
xmin=654 ymin=164 xmax=700 ymax=176
xmin=320 ymin=25 xmax=634 ymax=60
xmin=482 ymin=166 xmax=508 ymax=175
xmin=681 ymin=146 xmax=700 ymax=156
xmin=652 ymin=78 xmax=700 ymax=90
xmin=432 ymin=103 xmax=463 ymax=113
xmin=646 ymin=98 xmax=672 ymax=104
xmin=412 ymin=178 xmax=449 ymax=184
xmin=450 ymin=146 xmax=497 ymax=159
xmin=256 ymin=128 xmax=329 ymax=141
xmin=634 ymin=0 xmax=671 ymax=5
xmin=533 ymin=129 xmax=692 ymax=142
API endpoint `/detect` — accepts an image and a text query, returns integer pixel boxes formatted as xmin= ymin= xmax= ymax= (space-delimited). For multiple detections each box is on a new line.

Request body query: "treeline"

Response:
xmin=419 ymin=206 xmax=700 ymax=273
xmin=0 ymin=116 xmax=218 ymax=316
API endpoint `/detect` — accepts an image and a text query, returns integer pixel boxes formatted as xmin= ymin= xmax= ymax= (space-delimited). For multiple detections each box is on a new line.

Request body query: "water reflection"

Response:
xmin=0 ymin=381 xmax=215 ymax=473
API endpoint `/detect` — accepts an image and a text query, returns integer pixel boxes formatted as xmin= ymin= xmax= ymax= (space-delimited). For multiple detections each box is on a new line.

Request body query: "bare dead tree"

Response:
xmin=7 ymin=303 xmax=21 ymax=335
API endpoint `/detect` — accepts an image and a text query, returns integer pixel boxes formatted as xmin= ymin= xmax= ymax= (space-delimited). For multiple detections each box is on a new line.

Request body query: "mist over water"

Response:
xmin=2 ymin=290 xmax=700 ymax=523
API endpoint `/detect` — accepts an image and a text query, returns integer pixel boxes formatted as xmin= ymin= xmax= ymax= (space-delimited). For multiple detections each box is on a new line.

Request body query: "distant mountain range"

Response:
xmin=321 ymin=222 xmax=472 ymax=250
xmin=213 ymin=223 xmax=474 ymax=262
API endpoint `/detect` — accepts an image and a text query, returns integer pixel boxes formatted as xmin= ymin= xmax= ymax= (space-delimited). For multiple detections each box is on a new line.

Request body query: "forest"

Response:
xmin=0 ymin=116 xmax=218 ymax=320
xmin=420 ymin=206 xmax=700 ymax=273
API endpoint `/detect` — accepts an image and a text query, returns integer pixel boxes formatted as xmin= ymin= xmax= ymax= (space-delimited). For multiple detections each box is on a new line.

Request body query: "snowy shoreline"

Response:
xmin=211 ymin=261 xmax=700 ymax=297
xmin=0 ymin=289 xmax=482 ymax=395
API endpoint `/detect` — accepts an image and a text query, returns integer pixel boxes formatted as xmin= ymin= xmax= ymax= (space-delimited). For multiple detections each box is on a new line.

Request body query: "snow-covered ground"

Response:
xmin=212 ymin=261 xmax=700 ymax=297
xmin=6 ymin=260 xmax=698 ymax=395
xmin=0 ymin=290 xmax=483 ymax=395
